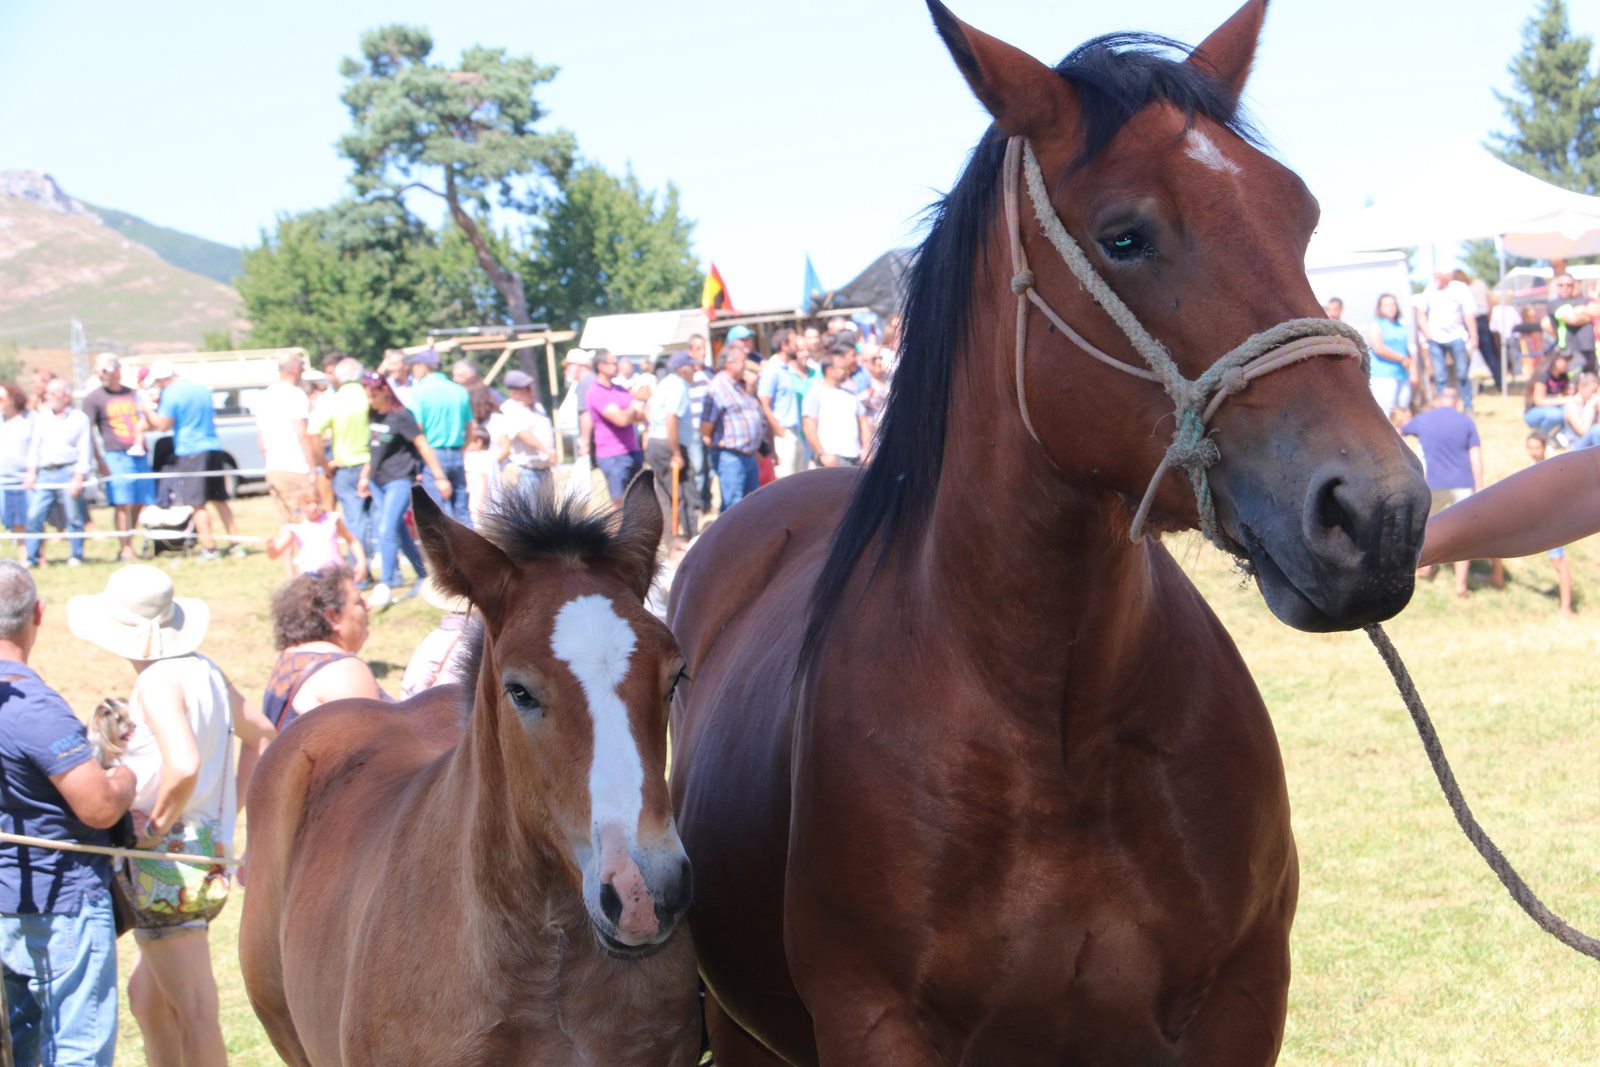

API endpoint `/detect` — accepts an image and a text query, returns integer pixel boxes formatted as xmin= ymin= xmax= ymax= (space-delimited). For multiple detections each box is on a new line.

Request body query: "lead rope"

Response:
xmin=1365 ymin=625 xmax=1600 ymax=959
xmin=1003 ymin=134 xmax=1600 ymax=962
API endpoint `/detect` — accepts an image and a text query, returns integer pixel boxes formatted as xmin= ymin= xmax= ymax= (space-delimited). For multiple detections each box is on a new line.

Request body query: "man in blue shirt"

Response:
xmin=757 ymin=329 xmax=810 ymax=478
xmin=144 ymin=362 xmax=240 ymax=559
xmin=0 ymin=560 xmax=136 ymax=1065
xmin=405 ymin=349 xmax=473 ymax=524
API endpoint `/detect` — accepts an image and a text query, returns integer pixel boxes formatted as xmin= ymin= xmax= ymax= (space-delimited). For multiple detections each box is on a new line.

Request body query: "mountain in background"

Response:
xmin=82 ymin=203 xmax=243 ymax=285
xmin=0 ymin=171 xmax=243 ymax=351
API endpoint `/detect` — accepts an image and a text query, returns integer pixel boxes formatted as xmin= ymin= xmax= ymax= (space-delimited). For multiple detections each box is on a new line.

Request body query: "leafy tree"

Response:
xmin=525 ymin=164 xmax=703 ymax=331
xmin=338 ymin=25 xmax=575 ymax=327
xmin=237 ymin=198 xmax=481 ymax=362
xmin=1488 ymin=0 xmax=1600 ymax=195
xmin=200 ymin=329 xmax=234 ymax=352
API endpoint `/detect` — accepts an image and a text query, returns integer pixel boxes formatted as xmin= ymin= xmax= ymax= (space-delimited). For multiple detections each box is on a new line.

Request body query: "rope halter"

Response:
xmin=1000 ymin=135 xmax=1371 ymax=556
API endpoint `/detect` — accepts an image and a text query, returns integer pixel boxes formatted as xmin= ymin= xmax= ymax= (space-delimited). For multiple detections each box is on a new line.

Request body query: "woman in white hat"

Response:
xmin=68 ymin=564 xmax=276 ymax=1066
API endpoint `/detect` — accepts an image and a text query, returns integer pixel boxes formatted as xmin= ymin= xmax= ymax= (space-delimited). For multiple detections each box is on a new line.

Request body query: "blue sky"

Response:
xmin=0 ymin=0 xmax=1589 ymax=310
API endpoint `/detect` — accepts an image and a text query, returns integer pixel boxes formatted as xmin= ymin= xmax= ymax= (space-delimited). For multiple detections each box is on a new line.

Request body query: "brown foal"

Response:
xmin=670 ymin=2 xmax=1429 ymax=1064
xmin=241 ymin=474 xmax=699 ymax=1065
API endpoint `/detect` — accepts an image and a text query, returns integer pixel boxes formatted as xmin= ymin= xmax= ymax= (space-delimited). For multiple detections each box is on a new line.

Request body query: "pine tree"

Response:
xmin=1487 ymin=0 xmax=1600 ymax=195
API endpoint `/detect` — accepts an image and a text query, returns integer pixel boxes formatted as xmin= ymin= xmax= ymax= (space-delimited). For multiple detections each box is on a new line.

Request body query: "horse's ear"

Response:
xmin=927 ymin=0 xmax=1069 ymax=138
xmin=1187 ymin=0 xmax=1269 ymax=103
xmin=410 ymin=486 xmax=515 ymax=619
xmin=612 ymin=471 xmax=662 ymax=603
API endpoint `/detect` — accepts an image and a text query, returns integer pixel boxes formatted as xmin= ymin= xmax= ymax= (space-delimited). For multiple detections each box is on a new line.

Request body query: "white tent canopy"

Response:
xmin=578 ymin=309 xmax=708 ymax=358
xmin=1323 ymin=142 xmax=1600 ymax=260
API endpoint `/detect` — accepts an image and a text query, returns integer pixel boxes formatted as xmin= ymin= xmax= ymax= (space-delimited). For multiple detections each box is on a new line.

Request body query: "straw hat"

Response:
xmin=68 ymin=565 xmax=209 ymax=662
xmin=419 ymin=576 xmax=469 ymax=614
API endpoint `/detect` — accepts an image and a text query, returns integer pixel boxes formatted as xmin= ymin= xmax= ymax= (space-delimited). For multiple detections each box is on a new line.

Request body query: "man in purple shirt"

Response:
xmin=1402 ymin=386 xmax=1498 ymax=597
xmin=585 ymin=349 xmax=647 ymax=506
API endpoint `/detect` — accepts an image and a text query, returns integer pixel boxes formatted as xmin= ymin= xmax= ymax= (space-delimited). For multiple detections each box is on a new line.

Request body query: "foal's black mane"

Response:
xmin=798 ymin=31 xmax=1262 ymax=676
xmin=449 ymin=486 xmax=657 ymax=714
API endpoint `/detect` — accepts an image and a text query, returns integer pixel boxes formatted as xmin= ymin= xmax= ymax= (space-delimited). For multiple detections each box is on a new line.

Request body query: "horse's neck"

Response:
xmin=912 ymin=305 xmax=1169 ymax=705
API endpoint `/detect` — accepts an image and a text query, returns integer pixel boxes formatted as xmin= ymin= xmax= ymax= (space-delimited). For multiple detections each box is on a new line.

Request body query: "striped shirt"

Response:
xmin=705 ymin=371 xmax=766 ymax=454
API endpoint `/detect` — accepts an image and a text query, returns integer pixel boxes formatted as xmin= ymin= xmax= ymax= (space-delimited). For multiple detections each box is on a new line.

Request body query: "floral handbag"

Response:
xmin=116 ymin=817 xmax=231 ymax=927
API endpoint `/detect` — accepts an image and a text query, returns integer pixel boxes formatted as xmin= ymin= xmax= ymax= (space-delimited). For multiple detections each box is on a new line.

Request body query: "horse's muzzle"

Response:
xmin=1231 ymin=457 xmax=1430 ymax=633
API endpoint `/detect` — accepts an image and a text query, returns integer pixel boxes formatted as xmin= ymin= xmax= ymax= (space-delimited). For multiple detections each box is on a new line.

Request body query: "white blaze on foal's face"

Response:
xmin=550 ymin=593 xmax=643 ymax=838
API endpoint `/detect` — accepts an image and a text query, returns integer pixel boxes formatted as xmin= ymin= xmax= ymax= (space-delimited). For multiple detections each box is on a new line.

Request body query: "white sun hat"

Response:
xmin=68 ymin=565 xmax=209 ymax=662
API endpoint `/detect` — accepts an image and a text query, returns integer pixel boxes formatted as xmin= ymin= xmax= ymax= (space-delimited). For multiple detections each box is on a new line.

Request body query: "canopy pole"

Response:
xmin=1497 ymin=235 xmax=1509 ymax=395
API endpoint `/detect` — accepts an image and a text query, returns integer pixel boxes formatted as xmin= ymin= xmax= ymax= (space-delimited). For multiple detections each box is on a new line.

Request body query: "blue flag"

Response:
xmin=802 ymin=255 xmax=824 ymax=309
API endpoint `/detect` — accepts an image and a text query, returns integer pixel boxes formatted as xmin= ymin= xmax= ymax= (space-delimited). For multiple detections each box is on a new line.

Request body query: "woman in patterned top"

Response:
xmin=262 ymin=567 xmax=381 ymax=731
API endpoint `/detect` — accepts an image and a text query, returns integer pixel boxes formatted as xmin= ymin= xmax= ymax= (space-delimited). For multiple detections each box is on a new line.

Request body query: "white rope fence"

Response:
xmin=0 ymin=530 xmax=269 ymax=544
xmin=0 ymin=467 xmax=272 ymax=489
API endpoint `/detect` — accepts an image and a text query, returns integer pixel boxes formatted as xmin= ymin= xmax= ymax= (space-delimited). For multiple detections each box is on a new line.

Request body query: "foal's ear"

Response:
xmin=411 ymin=486 xmax=515 ymax=619
xmin=612 ymin=471 xmax=662 ymax=603
xmin=926 ymin=0 xmax=1070 ymax=138
xmin=1187 ymin=0 xmax=1269 ymax=103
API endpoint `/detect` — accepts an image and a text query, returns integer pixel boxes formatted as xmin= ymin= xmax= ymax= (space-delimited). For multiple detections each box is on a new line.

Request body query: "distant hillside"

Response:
xmin=83 ymin=202 xmax=243 ymax=285
xmin=0 ymin=184 xmax=243 ymax=350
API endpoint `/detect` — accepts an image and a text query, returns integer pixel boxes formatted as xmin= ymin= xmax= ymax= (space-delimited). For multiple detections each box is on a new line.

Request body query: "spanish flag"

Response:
xmin=701 ymin=262 xmax=736 ymax=319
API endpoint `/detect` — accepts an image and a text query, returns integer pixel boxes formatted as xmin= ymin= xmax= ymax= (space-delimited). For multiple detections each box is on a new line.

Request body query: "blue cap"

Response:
xmin=408 ymin=348 xmax=440 ymax=367
xmin=726 ymin=325 xmax=753 ymax=341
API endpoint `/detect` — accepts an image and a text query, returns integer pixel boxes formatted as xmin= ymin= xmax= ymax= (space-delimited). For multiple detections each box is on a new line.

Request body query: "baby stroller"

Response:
xmin=136 ymin=505 xmax=197 ymax=557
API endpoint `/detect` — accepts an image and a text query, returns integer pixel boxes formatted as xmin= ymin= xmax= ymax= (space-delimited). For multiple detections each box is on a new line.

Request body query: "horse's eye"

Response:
xmin=505 ymin=683 xmax=540 ymax=712
xmin=1098 ymin=230 xmax=1154 ymax=263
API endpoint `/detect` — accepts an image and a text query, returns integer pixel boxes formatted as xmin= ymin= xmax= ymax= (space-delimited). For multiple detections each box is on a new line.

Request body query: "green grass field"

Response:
xmin=18 ymin=390 xmax=1599 ymax=1064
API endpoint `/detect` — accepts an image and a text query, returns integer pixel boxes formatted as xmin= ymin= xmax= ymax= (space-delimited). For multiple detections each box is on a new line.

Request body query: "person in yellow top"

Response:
xmin=308 ymin=357 xmax=374 ymax=579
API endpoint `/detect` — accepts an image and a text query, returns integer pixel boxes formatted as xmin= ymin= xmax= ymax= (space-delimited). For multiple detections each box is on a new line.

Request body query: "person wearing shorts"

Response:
xmin=144 ymin=362 xmax=239 ymax=559
xmin=82 ymin=353 xmax=156 ymax=562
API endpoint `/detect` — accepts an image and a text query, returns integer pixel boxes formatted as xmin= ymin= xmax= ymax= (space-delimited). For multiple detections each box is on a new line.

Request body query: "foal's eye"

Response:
xmin=505 ymin=683 xmax=540 ymax=712
xmin=1098 ymin=230 xmax=1154 ymax=263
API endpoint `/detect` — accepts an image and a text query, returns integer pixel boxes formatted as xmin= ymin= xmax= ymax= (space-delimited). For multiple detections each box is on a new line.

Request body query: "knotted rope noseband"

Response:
xmin=1000 ymin=135 xmax=1369 ymax=553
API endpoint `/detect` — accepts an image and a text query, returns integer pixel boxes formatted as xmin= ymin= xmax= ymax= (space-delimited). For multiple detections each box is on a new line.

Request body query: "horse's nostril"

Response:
xmin=598 ymin=882 xmax=622 ymax=925
xmin=1315 ymin=476 xmax=1350 ymax=535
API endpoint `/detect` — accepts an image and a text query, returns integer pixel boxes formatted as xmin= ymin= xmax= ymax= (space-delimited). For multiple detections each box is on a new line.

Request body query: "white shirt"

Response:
xmin=1422 ymin=281 xmax=1476 ymax=344
xmin=802 ymin=382 xmax=866 ymax=459
xmin=488 ymin=398 xmax=554 ymax=469
xmin=646 ymin=373 xmax=693 ymax=446
xmin=125 ymin=653 xmax=236 ymax=845
xmin=256 ymin=381 xmax=312 ymax=474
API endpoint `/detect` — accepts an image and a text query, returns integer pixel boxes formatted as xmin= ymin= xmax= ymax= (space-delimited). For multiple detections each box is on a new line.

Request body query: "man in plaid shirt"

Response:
xmin=700 ymin=340 xmax=767 ymax=510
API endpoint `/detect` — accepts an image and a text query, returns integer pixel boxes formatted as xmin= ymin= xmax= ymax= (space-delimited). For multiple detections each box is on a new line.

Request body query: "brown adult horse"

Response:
xmin=669 ymin=2 xmax=1431 ymax=1063
xmin=240 ymin=475 xmax=699 ymax=1065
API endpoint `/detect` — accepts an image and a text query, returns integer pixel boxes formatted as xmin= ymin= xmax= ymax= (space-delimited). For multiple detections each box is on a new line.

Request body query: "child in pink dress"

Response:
xmin=266 ymin=491 xmax=368 ymax=579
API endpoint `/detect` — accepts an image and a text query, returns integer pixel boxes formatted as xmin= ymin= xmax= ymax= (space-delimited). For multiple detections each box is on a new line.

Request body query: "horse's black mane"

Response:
xmin=797 ymin=32 xmax=1263 ymax=677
